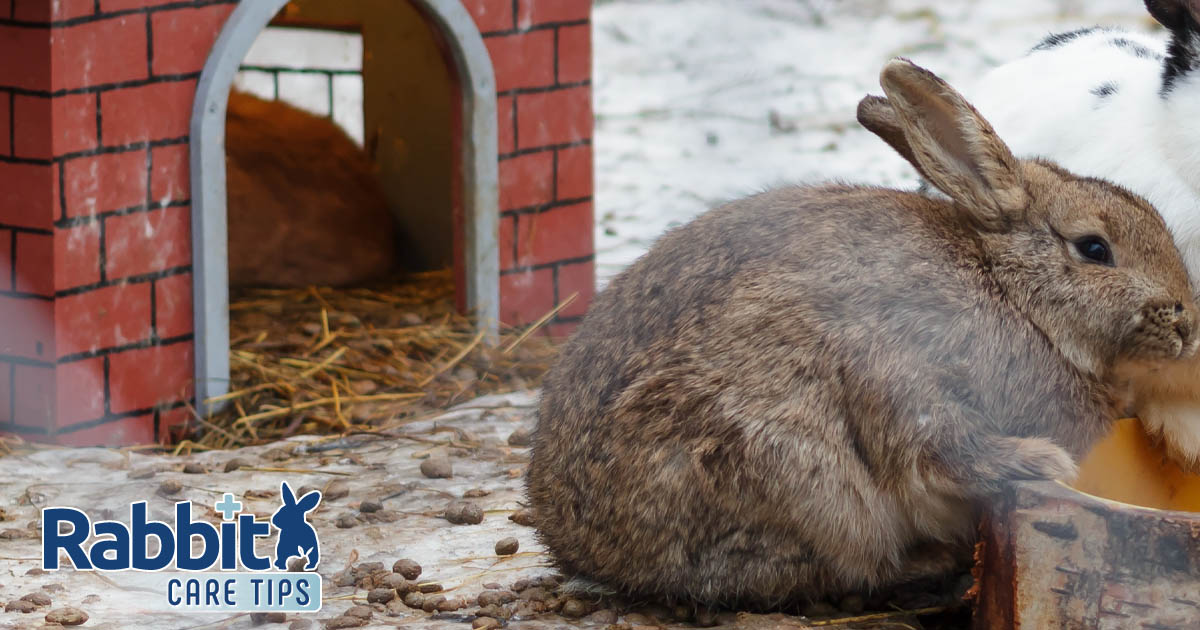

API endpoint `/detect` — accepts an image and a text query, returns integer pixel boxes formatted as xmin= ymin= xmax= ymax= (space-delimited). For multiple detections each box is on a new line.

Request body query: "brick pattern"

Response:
xmin=0 ymin=0 xmax=595 ymax=445
xmin=0 ymin=0 xmax=233 ymax=445
xmin=463 ymin=0 xmax=595 ymax=334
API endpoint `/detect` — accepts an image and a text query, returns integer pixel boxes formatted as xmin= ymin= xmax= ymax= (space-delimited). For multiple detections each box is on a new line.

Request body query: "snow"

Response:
xmin=591 ymin=0 xmax=1153 ymax=280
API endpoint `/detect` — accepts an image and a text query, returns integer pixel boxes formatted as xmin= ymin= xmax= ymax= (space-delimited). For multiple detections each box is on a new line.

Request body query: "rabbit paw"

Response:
xmin=1002 ymin=437 xmax=1079 ymax=483
xmin=898 ymin=544 xmax=963 ymax=583
xmin=1139 ymin=403 xmax=1200 ymax=474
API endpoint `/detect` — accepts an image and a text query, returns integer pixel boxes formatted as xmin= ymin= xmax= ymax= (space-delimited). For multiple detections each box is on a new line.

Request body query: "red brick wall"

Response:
xmin=0 ymin=0 xmax=237 ymax=445
xmin=462 ymin=0 xmax=595 ymax=338
xmin=0 ymin=0 xmax=595 ymax=445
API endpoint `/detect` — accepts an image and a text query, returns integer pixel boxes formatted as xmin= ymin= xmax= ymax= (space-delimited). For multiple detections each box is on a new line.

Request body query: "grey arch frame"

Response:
xmin=190 ymin=0 xmax=500 ymax=414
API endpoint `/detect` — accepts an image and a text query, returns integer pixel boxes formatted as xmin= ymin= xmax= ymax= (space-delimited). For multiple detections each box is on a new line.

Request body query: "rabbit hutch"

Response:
xmin=0 ymin=0 xmax=595 ymax=447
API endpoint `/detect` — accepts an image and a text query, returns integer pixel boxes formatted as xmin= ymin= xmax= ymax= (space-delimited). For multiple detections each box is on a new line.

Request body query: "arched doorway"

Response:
xmin=190 ymin=0 xmax=499 ymax=413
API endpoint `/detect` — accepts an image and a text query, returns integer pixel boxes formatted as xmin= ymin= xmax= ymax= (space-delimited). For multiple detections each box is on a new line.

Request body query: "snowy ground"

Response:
xmin=0 ymin=393 xmax=555 ymax=630
xmin=591 ymin=0 xmax=1157 ymax=279
xmin=0 ymin=392 xmax=949 ymax=630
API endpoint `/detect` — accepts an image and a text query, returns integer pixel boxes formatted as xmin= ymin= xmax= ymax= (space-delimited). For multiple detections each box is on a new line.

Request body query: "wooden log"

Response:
xmin=973 ymin=480 xmax=1200 ymax=629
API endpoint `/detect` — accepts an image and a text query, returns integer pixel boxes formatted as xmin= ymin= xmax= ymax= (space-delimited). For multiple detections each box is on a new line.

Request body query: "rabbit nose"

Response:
xmin=1173 ymin=303 xmax=1198 ymax=356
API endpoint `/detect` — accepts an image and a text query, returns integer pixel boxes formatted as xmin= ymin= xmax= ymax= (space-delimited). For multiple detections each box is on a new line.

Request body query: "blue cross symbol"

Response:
xmin=215 ymin=493 xmax=243 ymax=521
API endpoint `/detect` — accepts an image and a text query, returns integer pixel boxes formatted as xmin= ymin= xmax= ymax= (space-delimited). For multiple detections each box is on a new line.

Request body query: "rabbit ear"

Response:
xmin=856 ymin=95 xmax=929 ymax=181
xmin=1146 ymin=0 xmax=1200 ymax=31
xmin=1145 ymin=1 xmax=1200 ymax=91
xmin=280 ymin=482 xmax=296 ymax=507
xmin=296 ymin=491 xmax=321 ymax=512
xmin=879 ymin=58 xmax=1029 ymax=230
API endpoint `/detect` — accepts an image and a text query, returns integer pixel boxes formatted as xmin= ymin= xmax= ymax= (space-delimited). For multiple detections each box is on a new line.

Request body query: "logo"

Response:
xmin=270 ymin=482 xmax=321 ymax=571
xmin=41 ymin=482 xmax=322 ymax=613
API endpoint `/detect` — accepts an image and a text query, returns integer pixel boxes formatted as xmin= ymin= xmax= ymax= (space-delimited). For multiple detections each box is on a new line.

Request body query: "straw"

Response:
xmin=179 ymin=270 xmax=562 ymax=450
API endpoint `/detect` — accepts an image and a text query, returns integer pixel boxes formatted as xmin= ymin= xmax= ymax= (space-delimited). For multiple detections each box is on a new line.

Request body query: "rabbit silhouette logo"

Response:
xmin=271 ymin=482 xmax=321 ymax=570
xmin=41 ymin=480 xmax=324 ymax=612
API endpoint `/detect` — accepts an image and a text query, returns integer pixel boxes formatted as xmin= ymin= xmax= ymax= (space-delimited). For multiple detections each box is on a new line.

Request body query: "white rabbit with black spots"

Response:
xmin=915 ymin=0 xmax=1200 ymax=471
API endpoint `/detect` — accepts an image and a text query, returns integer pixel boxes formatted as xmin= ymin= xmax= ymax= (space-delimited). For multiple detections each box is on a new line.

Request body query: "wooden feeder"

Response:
xmin=0 ymin=0 xmax=595 ymax=446
xmin=974 ymin=419 xmax=1200 ymax=629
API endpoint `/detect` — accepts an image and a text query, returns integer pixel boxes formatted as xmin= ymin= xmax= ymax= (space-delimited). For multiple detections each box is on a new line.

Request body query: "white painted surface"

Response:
xmin=234 ymin=27 xmax=367 ymax=145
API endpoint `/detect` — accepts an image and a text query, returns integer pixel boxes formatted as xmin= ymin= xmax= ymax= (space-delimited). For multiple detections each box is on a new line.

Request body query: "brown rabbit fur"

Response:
xmin=526 ymin=59 xmax=1198 ymax=609
xmin=225 ymin=91 xmax=398 ymax=288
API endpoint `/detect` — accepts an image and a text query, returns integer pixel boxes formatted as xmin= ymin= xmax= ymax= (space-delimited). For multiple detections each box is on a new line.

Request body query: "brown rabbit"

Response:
xmin=225 ymin=91 xmax=398 ymax=288
xmin=526 ymin=59 xmax=1198 ymax=608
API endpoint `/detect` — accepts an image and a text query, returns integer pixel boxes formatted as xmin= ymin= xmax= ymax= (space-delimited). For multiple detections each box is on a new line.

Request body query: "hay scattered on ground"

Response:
xmin=177 ymin=270 xmax=561 ymax=451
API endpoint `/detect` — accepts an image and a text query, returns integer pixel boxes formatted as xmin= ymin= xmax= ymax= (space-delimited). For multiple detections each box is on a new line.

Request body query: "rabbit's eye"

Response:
xmin=1074 ymin=236 xmax=1114 ymax=266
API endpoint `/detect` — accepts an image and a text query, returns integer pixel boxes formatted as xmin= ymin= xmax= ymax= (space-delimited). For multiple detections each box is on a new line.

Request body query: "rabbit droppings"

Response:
xmin=526 ymin=59 xmax=1199 ymax=608
xmin=899 ymin=0 xmax=1200 ymax=472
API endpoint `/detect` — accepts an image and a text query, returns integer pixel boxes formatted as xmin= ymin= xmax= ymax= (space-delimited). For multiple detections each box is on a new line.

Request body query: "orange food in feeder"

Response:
xmin=974 ymin=418 xmax=1200 ymax=629
xmin=1072 ymin=417 xmax=1200 ymax=512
